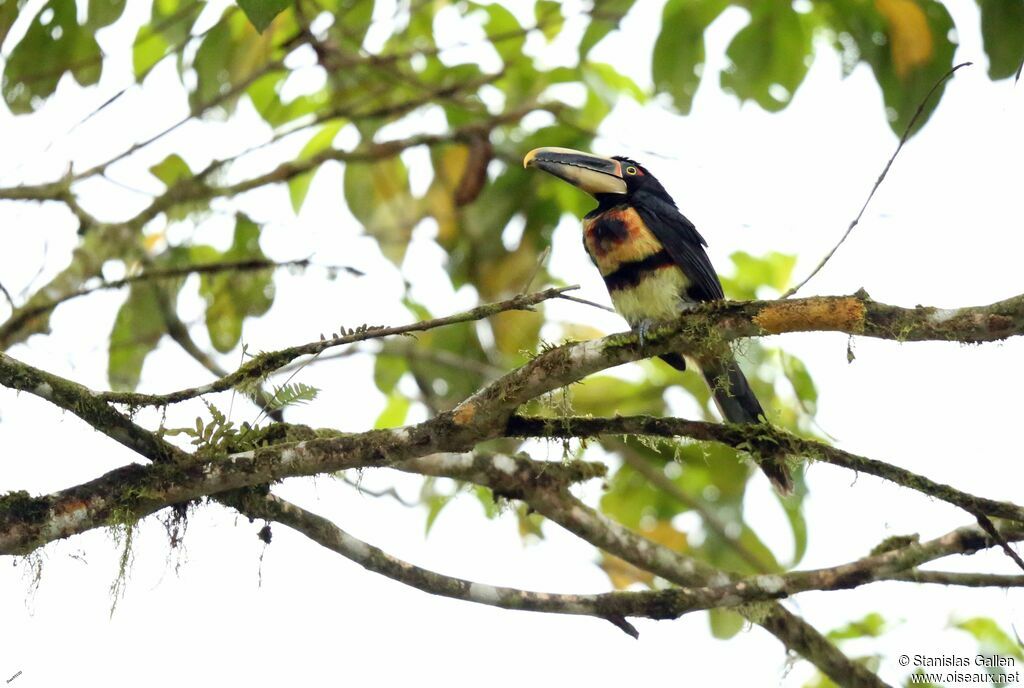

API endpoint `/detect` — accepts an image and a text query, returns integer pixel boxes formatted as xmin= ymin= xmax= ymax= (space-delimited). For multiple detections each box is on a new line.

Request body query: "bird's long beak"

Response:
xmin=523 ymin=147 xmax=627 ymax=196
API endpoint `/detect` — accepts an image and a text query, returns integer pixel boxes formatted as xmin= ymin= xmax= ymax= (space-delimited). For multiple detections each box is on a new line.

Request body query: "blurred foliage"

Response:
xmin=955 ymin=617 xmax=1024 ymax=663
xmin=804 ymin=613 xmax=1024 ymax=687
xmin=2 ymin=0 xmax=1021 ymax=653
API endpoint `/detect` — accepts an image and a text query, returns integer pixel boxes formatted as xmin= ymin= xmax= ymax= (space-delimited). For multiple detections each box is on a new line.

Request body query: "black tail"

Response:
xmin=700 ymin=356 xmax=794 ymax=495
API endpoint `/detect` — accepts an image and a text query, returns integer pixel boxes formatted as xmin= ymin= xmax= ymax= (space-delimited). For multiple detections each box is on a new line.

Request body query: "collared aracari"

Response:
xmin=523 ymin=147 xmax=793 ymax=494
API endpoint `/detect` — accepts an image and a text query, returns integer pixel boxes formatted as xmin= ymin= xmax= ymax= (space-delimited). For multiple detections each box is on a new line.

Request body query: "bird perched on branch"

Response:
xmin=523 ymin=147 xmax=793 ymax=494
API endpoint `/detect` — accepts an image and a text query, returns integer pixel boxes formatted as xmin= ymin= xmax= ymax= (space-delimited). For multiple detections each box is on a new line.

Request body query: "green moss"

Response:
xmin=738 ymin=600 xmax=774 ymax=625
xmin=107 ymin=522 xmax=136 ymax=617
xmin=0 ymin=490 xmax=49 ymax=526
xmin=870 ymin=533 xmax=920 ymax=556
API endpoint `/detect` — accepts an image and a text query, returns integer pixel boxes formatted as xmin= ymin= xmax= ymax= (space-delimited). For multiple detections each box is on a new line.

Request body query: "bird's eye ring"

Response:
xmin=625 ymin=166 xmax=638 ymax=175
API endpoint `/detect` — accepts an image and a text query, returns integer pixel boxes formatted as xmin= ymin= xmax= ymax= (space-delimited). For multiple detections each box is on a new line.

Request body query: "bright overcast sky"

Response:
xmin=1 ymin=0 xmax=1022 ymax=685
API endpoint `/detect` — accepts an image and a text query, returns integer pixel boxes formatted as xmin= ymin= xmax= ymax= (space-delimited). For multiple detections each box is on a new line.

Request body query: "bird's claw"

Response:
xmin=634 ymin=319 xmax=655 ymax=349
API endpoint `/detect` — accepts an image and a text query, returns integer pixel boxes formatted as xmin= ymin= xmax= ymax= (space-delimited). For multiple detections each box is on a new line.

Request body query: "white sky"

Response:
xmin=1 ymin=0 xmax=1022 ymax=685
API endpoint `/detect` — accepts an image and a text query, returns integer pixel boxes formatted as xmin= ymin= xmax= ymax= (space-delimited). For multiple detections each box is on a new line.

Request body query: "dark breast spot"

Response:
xmin=591 ymin=217 xmax=630 ymax=244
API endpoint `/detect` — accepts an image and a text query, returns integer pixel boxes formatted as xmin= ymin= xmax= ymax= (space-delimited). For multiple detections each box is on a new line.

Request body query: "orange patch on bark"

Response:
xmin=453 ymin=403 xmax=476 ymax=426
xmin=754 ymin=297 xmax=866 ymax=334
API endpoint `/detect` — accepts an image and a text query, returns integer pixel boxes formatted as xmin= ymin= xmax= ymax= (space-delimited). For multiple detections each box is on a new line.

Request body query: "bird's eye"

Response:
xmin=625 ymin=166 xmax=638 ymax=175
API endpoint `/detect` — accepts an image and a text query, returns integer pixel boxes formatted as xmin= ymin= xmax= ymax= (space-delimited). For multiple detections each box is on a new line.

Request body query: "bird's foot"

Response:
xmin=634 ymin=319 xmax=656 ymax=349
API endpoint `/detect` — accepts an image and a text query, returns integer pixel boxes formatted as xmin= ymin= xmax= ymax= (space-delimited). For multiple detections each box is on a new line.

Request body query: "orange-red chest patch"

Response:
xmin=583 ymin=206 xmax=665 ymax=275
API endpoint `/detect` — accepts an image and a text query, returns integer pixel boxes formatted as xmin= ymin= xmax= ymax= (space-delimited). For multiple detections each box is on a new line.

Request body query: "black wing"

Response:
xmin=632 ymin=191 xmax=724 ymax=302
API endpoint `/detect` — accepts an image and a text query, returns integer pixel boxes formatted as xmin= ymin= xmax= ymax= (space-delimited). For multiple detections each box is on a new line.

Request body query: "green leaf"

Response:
xmin=778 ymin=486 xmax=808 ymax=565
xmin=977 ymin=0 xmax=1024 ymax=80
xmin=828 ymin=612 xmax=887 ymax=641
xmin=236 ymin=0 xmax=289 ymax=33
xmin=534 ymin=0 xmax=562 ymax=41
xmin=327 ymin=0 xmax=375 ymax=50
xmin=373 ymin=354 xmax=407 ymax=394
xmin=399 ymin=298 xmax=489 ymax=406
xmin=199 ymin=215 xmax=274 ymax=352
xmin=828 ymin=0 xmax=956 ymax=136
xmin=0 ymin=0 xmax=20 ymax=47
xmin=474 ymin=486 xmax=501 ymax=519
xmin=721 ymin=251 xmax=797 ymax=300
xmin=480 ymin=2 xmax=525 ymax=63
xmin=721 ymin=0 xmax=813 ymax=112
xmin=149 ymin=153 xmax=193 ymax=188
xmin=247 ymin=71 xmax=326 ymax=127
xmin=583 ymin=61 xmax=647 ymax=105
xmin=955 ymin=617 xmax=1024 ymax=661
xmin=699 ymin=521 xmax=782 ymax=575
xmin=289 ymin=121 xmax=343 ymax=213
xmin=87 ymin=0 xmax=125 ymax=28
xmin=572 ymin=375 xmax=668 ymax=417
xmin=374 ymin=391 xmax=410 ymax=428
xmin=190 ymin=8 xmax=282 ymax=114
xmin=652 ymin=0 xmax=727 ymax=114
xmin=131 ymin=0 xmax=203 ymax=79
xmin=781 ymin=351 xmax=818 ymax=406
xmin=3 ymin=0 xmax=102 ymax=113
xmin=579 ymin=0 xmax=635 ymax=59
xmin=108 ymin=284 xmax=169 ymax=391
xmin=343 ymin=155 xmax=420 ymax=265
xmin=422 ymin=478 xmax=452 ymax=535
xmin=709 ymin=608 xmax=745 ymax=639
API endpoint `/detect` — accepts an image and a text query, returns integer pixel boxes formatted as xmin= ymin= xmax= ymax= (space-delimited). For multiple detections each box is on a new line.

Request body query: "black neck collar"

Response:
xmin=585 ymin=193 xmax=629 ymax=218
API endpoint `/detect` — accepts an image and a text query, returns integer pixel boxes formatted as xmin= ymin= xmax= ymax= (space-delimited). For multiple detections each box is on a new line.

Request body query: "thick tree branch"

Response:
xmin=0 ymin=352 xmax=187 ymax=464
xmin=6 ymin=290 xmax=1024 ymax=685
xmin=514 ymin=486 xmax=889 ymax=688
xmin=449 ymin=292 xmax=1024 ymax=441
xmin=507 ymin=415 xmax=1024 ymax=526
xmin=0 ymin=441 xmax=606 ymax=555
xmin=241 ymin=493 xmax=1024 ymax=641
xmin=236 ymin=492 xmax=643 ymax=636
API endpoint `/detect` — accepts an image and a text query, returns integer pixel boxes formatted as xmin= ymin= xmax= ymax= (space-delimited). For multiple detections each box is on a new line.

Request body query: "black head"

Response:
xmin=609 ymin=155 xmax=675 ymax=205
xmin=523 ymin=147 xmax=676 ymax=207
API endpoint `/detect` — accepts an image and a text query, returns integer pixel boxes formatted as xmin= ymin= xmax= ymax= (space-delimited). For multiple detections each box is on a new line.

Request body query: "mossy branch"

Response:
xmin=506 ymin=414 xmax=1024 ymax=526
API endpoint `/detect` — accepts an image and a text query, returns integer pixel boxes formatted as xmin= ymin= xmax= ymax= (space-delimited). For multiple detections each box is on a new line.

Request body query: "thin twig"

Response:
xmin=520 ymin=246 xmax=550 ymax=295
xmin=339 ymin=475 xmax=417 ymax=507
xmin=893 ymin=569 xmax=1024 ymax=587
xmin=782 ymin=62 xmax=973 ymax=298
xmin=555 ymin=292 xmax=616 ymax=313
xmin=974 ymin=513 xmax=1024 ymax=573
xmin=75 ymin=59 xmax=286 ymax=179
xmin=0 ymin=258 xmax=321 ymax=344
xmin=0 ymin=281 xmax=13 ymax=309
xmin=98 ymin=285 xmax=577 ymax=406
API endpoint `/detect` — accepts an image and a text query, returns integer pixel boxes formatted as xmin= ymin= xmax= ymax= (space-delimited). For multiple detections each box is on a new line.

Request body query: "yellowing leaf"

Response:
xmin=599 ymin=553 xmax=655 ymax=590
xmin=491 ymin=310 xmax=542 ymax=358
xmin=561 ymin=324 xmax=606 ymax=342
xmin=143 ymin=231 xmax=166 ymax=254
xmin=425 ymin=144 xmax=471 ymax=245
xmin=598 ymin=519 xmax=687 ymax=589
xmin=642 ymin=519 xmax=689 ymax=552
xmin=344 ymin=156 xmax=421 ymax=265
xmin=875 ymin=0 xmax=933 ymax=78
